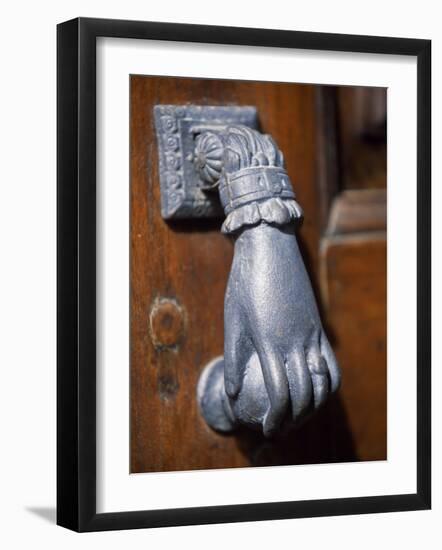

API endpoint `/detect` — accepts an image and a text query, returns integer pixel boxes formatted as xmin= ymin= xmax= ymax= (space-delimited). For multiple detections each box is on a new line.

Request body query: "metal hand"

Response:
xmin=222 ymin=222 xmax=340 ymax=436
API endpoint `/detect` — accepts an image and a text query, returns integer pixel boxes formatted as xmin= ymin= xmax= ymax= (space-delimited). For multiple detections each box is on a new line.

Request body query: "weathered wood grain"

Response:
xmin=130 ymin=76 xmax=386 ymax=473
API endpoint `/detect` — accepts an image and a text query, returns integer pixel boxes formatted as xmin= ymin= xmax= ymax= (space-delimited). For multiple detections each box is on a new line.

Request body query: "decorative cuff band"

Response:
xmin=219 ymin=166 xmax=296 ymax=215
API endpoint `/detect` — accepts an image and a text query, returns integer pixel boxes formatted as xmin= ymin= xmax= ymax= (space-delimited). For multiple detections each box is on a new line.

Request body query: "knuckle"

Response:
xmin=308 ymin=356 xmax=328 ymax=375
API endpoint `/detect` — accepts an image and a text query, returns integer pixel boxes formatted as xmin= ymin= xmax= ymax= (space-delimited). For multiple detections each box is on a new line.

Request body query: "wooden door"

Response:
xmin=130 ymin=76 xmax=386 ymax=473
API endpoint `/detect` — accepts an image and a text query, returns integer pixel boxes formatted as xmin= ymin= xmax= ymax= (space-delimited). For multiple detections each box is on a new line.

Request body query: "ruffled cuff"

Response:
xmin=221 ymin=198 xmax=303 ymax=235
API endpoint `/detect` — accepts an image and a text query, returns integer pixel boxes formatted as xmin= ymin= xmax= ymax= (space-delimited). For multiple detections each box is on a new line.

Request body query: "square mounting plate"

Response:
xmin=153 ymin=105 xmax=258 ymax=219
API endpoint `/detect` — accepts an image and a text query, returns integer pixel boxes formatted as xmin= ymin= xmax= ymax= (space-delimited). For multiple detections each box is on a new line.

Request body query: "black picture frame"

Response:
xmin=57 ymin=17 xmax=431 ymax=532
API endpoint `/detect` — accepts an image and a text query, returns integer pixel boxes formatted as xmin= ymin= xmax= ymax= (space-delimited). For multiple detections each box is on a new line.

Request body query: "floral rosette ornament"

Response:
xmin=193 ymin=132 xmax=224 ymax=189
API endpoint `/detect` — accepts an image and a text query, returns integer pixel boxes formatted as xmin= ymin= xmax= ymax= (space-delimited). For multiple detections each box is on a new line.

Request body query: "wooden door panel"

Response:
xmin=320 ymin=190 xmax=387 ymax=461
xmin=130 ymin=75 xmax=386 ymax=473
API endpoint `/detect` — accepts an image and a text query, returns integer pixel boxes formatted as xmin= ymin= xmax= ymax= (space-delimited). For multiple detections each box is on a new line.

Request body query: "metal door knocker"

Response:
xmin=154 ymin=105 xmax=341 ymax=437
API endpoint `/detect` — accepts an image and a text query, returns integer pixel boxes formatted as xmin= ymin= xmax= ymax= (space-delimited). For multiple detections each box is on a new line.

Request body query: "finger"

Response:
xmin=285 ymin=349 xmax=312 ymax=420
xmin=307 ymin=350 xmax=329 ymax=410
xmin=224 ymin=294 xmax=248 ymax=398
xmin=255 ymin=345 xmax=289 ymax=437
xmin=224 ymin=331 xmax=244 ymax=399
xmin=320 ymin=333 xmax=341 ymax=393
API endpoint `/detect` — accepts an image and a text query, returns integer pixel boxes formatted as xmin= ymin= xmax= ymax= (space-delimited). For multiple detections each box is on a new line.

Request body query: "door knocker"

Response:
xmin=154 ymin=105 xmax=341 ymax=437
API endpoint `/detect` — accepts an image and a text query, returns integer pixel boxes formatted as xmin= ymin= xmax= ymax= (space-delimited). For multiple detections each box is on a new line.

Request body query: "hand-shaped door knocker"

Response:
xmin=154 ymin=106 xmax=341 ymax=438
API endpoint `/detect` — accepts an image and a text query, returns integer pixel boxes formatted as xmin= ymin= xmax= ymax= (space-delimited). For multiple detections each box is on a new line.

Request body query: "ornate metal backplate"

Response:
xmin=153 ymin=105 xmax=258 ymax=219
